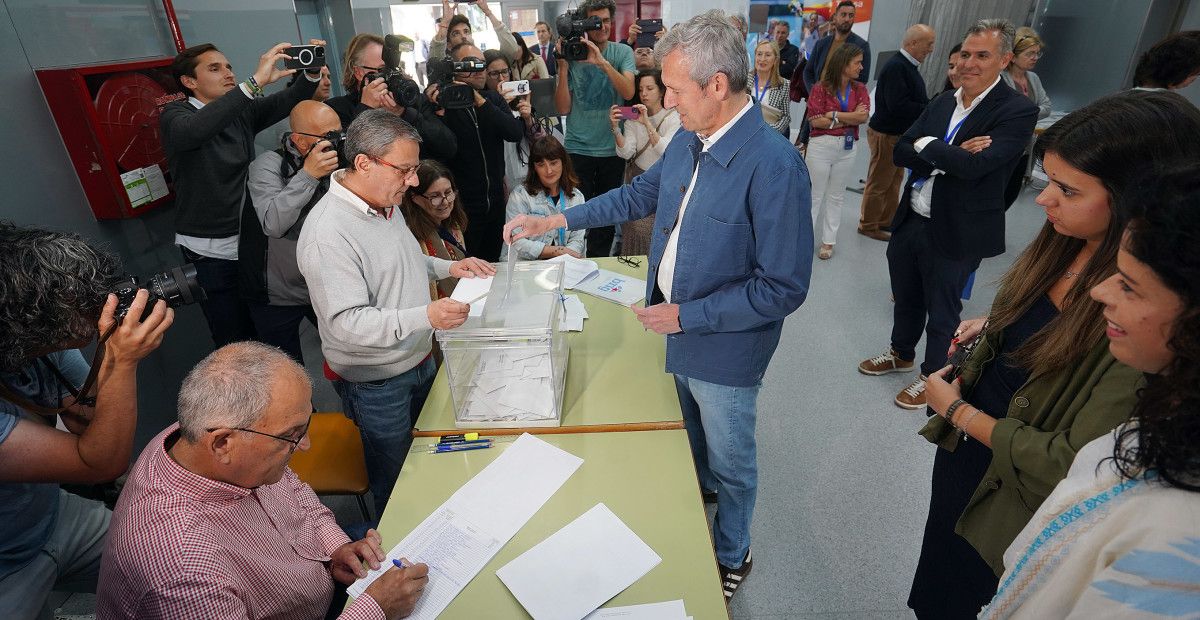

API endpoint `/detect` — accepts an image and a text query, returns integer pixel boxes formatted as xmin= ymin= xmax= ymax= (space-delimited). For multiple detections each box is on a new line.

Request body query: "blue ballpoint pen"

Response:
xmin=429 ymin=440 xmax=493 ymax=454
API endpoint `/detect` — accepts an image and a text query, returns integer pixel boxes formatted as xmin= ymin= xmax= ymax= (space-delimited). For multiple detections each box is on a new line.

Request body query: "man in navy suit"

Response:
xmin=858 ymin=24 xmax=935 ymax=241
xmin=857 ymin=19 xmax=1038 ymax=410
xmin=802 ymin=1 xmax=871 ymax=90
xmin=531 ymin=20 xmax=557 ymax=77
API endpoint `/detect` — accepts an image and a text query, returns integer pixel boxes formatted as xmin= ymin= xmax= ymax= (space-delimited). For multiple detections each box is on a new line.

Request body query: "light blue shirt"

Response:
xmin=565 ymin=43 xmax=636 ymax=157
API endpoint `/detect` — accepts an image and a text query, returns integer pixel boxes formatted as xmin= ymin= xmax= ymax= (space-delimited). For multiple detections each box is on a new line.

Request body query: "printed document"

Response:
xmin=574 ymin=269 xmax=646 ymax=306
xmin=582 ymin=600 xmax=689 ymax=620
xmin=547 ymin=254 xmax=601 ymax=289
xmin=496 ymin=503 xmax=662 ymax=620
xmin=349 ymin=434 xmax=584 ymax=618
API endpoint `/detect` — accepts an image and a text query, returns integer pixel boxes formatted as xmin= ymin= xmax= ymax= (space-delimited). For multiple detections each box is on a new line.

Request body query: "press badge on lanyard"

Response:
xmin=836 ymin=84 xmax=855 ymax=150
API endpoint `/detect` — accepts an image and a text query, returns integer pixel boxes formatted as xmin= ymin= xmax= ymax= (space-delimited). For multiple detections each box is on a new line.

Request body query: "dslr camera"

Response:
xmin=426 ymin=57 xmax=486 ymax=110
xmin=362 ymin=34 xmax=423 ymax=109
xmin=556 ymin=9 xmax=603 ymax=61
xmin=108 ymin=264 xmax=206 ymax=321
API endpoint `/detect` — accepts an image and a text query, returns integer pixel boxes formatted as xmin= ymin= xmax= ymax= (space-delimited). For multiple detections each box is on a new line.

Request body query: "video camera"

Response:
xmin=426 ymin=57 xmax=486 ymax=110
xmin=108 ymin=264 xmax=206 ymax=321
xmin=362 ymin=34 xmax=423 ymax=109
xmin=556 ymin=9 xmax=603 ymax=61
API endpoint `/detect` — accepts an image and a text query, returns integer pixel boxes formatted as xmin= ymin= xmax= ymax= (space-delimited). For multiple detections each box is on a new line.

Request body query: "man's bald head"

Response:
xmin=290 ymin=100 xmax=341 ymax=134
xmin=288 ymin=100 xmax=341 ymax=153
xmin=902 ymin=24 xmax=936 ymax=62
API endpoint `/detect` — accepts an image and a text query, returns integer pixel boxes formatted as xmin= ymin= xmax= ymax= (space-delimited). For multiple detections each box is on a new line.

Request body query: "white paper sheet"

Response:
xmin=582 ymin=600 xmax=688 ymax=620
xmin=497 ymin=503 xmax=663 ymax=620
xmin=349 ymin=434 xmax=584 ymax=618
xmin=142 ymin=164 xmax=169 ymax=200
xmin=450 ymin=276 xmax=493 ymax=317
xmin=559 ymin=294 xmax=588 ymax=332
xmin=548 ymin=254 xmax=601 ymax=289
xmin=573 ymin=269 xmax=646 ymax=306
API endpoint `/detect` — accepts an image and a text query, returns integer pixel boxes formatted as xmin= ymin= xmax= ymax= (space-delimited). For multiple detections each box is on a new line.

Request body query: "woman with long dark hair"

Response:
xmin=909 ymin=90 xmax=1200 ymax=618
xmin=981 ymin=164 xmax=1200 ymax=618
xmin=401 ymin=160 xmax=470 ymax=299
xmin=610 ymin=70 xmax=679 ymax=256
xmin=501 ymin=135 xmax=586 ymax=260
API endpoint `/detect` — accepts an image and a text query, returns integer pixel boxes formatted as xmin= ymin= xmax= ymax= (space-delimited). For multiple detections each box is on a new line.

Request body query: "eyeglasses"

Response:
xmin=372 ymin=156 xmax=420 ymax=179
xmin=206 ymin=414 xmax=312 ymax=454
xmin=617 ymin=255 xmax=642 ymax=268
xmin=487 ymin=68 xmax=511 ymax=79
xmin=420 ymin=188 xmax=457 ymax=206
xmin=357 ymin=64 xmax=386 ymax=73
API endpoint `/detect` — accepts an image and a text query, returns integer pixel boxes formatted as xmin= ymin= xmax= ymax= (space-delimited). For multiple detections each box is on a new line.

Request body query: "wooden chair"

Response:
xmin=289 ymin=412 xmax=372 ymax=521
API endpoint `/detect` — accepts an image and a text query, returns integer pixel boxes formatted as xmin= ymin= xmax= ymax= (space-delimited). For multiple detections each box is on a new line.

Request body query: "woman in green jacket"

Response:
xmin=907 ymin=90 xmax=1200 ymax=619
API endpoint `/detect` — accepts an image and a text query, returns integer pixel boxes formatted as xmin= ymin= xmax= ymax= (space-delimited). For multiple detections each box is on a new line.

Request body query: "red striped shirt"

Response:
xmin=97 ymin=424 xmax=383 ymax=620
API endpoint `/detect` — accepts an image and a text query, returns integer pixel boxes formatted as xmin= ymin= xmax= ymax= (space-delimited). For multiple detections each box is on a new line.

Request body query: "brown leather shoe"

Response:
xmin=857 ymin=228 xmax=892 ymax=241
xmin=895 ymin=375 xmax=929 ymax=410
xmin=858 ymin=348 xmax=915 ymax=376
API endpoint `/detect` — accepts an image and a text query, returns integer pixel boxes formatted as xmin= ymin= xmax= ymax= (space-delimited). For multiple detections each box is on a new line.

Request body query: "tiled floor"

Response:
xmin=58 ymin=160 xmax=1045 ymax=619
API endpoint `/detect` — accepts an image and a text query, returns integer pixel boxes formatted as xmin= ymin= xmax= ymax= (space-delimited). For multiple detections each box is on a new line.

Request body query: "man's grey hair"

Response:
xmin=655 ymin=10 xmax=749 ymax=93
xmin=177 ymin=342 xmax=312 ymax=442
xmin=344 ymin=108 xmax=422 ymax=166
xmin=965 ymin=18 xmax=1016 ymax=56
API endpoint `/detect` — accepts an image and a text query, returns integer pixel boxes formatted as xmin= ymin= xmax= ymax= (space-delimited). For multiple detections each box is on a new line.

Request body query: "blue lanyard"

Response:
xmin=549 ymin=192 xmax=566 ymax=246
xmin=753 ymin=74 xmax=768 ymax=102
xmin=945 ymin=115 xmax=968 ymax=143
xmin=835 ymin=83 xmax=852 ymax=111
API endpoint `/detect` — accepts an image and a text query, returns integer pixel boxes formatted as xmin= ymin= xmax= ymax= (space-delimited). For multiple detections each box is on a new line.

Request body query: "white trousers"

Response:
xmin=806 ymin=134 xmax=858 ymax=246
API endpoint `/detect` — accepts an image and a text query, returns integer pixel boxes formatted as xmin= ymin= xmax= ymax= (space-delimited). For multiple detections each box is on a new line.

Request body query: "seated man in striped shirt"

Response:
xmin=97 ymin=342 xmax=428 ymax=619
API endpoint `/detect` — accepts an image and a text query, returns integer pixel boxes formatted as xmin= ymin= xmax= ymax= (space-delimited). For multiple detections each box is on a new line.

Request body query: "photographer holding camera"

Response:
xmin=554 ymin=0 xmax=636 ymax=257
xmin=240 ymin=100 xmax=342 ymax=365
xmin=427 ymin=42 xmax=525 ymax=262
xmin=162 ymin=40 xmax=323 ymax=350
xmin=327 ymin=34 xmax=456 ymax=163
xmin=0 ymin=222 xmax=173 ymax=618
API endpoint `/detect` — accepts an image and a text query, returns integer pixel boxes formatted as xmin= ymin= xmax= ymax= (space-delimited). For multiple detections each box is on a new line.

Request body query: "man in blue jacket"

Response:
xmin=505 ymin=10 xmax=812 ymax=601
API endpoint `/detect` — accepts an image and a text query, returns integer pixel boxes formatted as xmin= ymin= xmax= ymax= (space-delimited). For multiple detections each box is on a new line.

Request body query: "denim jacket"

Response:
xmin=565 ymin=103 xmax=813 ymax=386
xmin=500 ymin=185 xmax=587 ymax=260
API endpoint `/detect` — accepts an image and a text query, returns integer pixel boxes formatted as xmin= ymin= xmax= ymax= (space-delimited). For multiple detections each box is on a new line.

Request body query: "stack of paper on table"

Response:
xmin=496 ymin=503 xmax=663 ymax=620
xmin=459 ymin=349 xmax=558 ymax=423
xmin=572 ymin=268 xmax=646 ymax=306
xmin=547 ymin=254 xmax=600 ymax=288
xmin=559 ymin=294 xmax=588 ymax=332
xmin=348 ymin=434 xmax=583 ymax=619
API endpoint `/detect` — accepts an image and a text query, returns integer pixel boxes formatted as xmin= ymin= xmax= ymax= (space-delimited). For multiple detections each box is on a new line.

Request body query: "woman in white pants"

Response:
xmin=805 ymin=43 xmax=869 ymax=260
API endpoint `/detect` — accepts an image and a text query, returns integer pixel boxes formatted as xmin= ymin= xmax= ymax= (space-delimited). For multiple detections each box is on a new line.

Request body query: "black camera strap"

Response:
xmin=0 ymin=323 xmax=115 ymax=417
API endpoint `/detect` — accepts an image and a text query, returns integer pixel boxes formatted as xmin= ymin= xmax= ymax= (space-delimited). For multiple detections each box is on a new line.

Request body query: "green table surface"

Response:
xmin=414 ymin=257 xmax=682 ymax=437
xmin=366 ymin=430 xmax=728 ymax=619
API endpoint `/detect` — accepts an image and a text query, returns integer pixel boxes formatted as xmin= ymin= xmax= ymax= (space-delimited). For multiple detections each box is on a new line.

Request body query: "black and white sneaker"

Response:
xmin=718 ymin=549 xmax=752 ymax=601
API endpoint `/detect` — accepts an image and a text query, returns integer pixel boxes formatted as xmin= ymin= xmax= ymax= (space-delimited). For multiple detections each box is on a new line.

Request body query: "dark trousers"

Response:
xmin=571 ymin=153 xmax=625 ymax=257
xmin=180 ymin=247 xmax=257 ymax=349
xmin=248 ymin=302 xmax=317 ymax=365
xmin=886 ymin=214 xmax=981 ymax=376
xmin=464 ymin=204 xmax=505 ymax=263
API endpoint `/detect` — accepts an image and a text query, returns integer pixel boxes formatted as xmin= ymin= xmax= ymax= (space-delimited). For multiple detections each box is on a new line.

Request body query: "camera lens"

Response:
xmin=147 ymin=264 xmax=206 ymax=308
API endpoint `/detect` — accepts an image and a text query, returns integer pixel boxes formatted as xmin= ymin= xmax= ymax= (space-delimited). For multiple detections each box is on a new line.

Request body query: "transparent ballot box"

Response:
xmin=435 ymin=261 xmax=569 ymax=428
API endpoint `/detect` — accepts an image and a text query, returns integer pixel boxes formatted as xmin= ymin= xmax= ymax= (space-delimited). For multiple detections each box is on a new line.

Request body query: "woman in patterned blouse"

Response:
xmin=751 ymin=40 xmax=791 ymax=137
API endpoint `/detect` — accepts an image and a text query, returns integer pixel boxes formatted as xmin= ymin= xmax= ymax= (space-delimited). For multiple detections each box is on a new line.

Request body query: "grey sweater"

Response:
xmin=297 ymin=171 xmax=453 ymax=382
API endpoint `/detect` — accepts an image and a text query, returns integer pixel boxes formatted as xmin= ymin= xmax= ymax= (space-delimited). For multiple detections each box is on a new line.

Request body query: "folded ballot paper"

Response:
xmin=497 ymin=503 xmax=662 ymax=620
xmin=459 ymin=348 xmax=558 ymax=423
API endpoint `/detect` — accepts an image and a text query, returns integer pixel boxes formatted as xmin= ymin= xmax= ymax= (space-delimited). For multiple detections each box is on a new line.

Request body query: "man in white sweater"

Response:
xmin=298 ymin=109 xmax=493 ymax=514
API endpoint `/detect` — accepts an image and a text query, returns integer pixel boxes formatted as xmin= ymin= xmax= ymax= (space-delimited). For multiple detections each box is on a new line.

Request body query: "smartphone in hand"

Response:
xmin=617 ymin=105 xmax=640 ymax=120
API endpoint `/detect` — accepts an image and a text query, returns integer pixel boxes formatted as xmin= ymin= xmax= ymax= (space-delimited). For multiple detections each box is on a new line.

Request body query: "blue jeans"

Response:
xmin=674 ymin=374 xmax=760 ymax=569
xmin=334 ymin=357 xmax=435 ymax=514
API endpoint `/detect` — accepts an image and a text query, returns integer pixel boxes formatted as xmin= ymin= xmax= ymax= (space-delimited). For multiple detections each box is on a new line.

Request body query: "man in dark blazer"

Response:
xmin=858 ymin=24 xmax=935 ymax=241
xmin=857 ymin=19 xmax=1038 ymax=410
xmin=802 ymin=1 xmax=871 ymax=90
xmin=532 ymin=20 xmax=557 ymax=76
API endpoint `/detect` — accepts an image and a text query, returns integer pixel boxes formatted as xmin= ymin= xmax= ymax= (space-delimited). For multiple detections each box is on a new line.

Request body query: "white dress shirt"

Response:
xmin=657 ymin=97 xmax=755 ymax=302
xmin=909 ymin=74 xmax=1002 ymax=218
